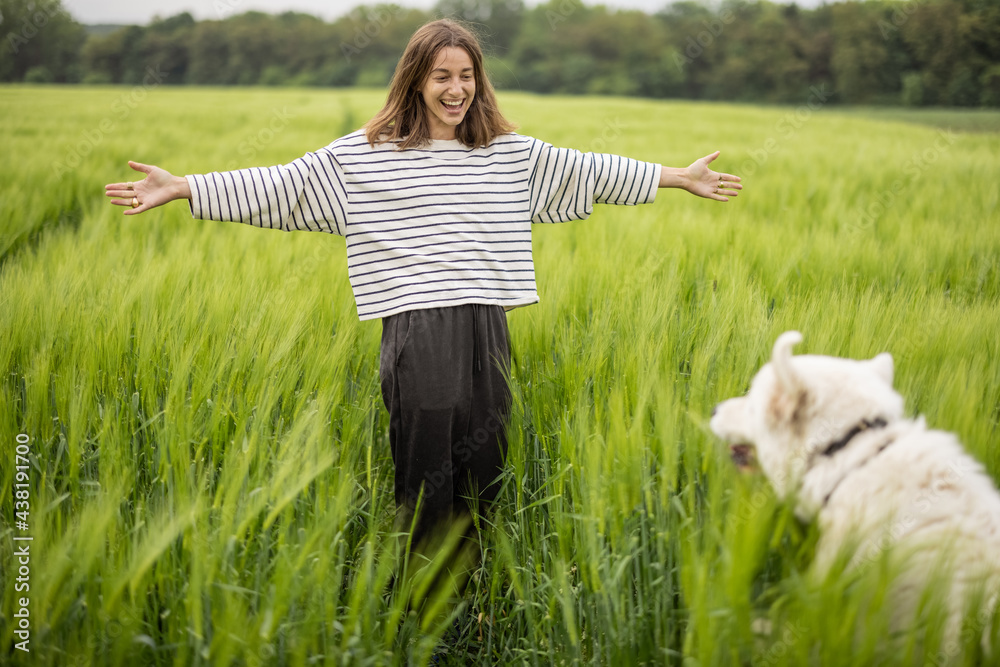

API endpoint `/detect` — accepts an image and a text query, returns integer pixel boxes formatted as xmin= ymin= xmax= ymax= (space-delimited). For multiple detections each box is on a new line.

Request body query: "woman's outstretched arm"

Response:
xmin=108 ymin=149 xmax=348 ymax=235
xmin=105 ymin=161 xmax=190 ymax=215
xmin=660 ymin=151 xmax=742 ymax=202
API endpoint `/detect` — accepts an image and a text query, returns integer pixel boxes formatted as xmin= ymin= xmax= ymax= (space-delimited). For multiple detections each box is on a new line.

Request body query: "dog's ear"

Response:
xmin=771 ymin=331 xmax=804 ymax=395
xmin=769 ymin=331 xmax=809 ymax=430
xmin=870 ymin=352 xmax=894 ymax=386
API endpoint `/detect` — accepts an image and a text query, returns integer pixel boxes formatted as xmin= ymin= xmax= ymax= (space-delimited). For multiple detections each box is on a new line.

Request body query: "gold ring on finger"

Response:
xmin=127 ymin=182 xmax=134 ymax=190
xmin=131 ymin=197 xmax=139 ymax=209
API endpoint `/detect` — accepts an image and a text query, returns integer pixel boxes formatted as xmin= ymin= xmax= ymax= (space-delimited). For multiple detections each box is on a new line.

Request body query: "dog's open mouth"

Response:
xmin=729 ymin=444 xmax=759 ymax=472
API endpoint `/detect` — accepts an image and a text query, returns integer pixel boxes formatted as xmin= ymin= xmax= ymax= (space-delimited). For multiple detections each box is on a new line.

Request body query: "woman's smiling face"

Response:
xmin=419 ymin=46 xmax=476 ymax=140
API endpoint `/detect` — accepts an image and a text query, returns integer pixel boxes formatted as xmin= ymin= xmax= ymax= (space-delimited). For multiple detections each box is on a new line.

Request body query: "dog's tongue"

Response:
xmin=730 ymin=444 xmax=757 ymax=471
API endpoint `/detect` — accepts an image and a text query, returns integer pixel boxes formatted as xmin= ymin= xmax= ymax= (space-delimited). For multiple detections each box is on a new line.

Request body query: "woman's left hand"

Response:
xmin=684 ymin=151 xmax=742 ymax=201
xmin=105 ymin=161 xmax=190 ymax=215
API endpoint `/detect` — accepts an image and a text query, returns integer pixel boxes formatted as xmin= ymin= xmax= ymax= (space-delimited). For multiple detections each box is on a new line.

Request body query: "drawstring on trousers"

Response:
xmin=472 ymin=304 xmax=482 ymax=373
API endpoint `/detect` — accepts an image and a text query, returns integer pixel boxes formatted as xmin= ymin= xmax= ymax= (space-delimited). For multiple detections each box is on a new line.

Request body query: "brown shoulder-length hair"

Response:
xmin=365 ymin=19 xmax=516 ymax=149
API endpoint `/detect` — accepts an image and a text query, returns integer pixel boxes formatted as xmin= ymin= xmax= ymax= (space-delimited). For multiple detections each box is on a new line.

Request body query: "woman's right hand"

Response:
xmin=105 ymin=161 xmax=191 ymax=215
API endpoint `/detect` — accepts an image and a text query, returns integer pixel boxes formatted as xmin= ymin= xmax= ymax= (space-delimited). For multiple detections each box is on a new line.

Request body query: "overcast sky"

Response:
xmin=63 ymin=0 xmax=829 ymax=26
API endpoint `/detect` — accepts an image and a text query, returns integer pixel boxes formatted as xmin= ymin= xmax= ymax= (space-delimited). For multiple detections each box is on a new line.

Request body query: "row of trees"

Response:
xmin=3 ymin=0 xmax=1000 ymax=106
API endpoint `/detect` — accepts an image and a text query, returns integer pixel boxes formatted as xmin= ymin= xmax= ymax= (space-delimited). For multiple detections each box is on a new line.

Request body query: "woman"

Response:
xmin=105 ymin=19 xmax=741 ymax=549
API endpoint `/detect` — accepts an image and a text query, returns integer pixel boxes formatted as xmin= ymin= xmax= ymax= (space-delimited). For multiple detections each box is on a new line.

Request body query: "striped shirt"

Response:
xmin=186 ymin=130 xmax=660 ymax=320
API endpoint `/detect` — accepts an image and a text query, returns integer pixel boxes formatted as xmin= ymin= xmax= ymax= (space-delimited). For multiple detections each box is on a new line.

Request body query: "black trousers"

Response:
xmin=379 ymin=304 xmax=511 ymax=547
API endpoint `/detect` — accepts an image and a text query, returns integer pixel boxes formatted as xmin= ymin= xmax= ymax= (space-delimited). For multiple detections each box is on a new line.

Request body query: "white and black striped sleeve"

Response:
xmin=185 ymin=149 xmax=348 ymax=235
xmin=528 ymin=140 xmax=660 ymax=224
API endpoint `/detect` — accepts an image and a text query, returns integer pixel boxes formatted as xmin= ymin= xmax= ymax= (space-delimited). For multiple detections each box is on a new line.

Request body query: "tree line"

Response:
xmin=2 ymin=0 xmax=999 ymax=106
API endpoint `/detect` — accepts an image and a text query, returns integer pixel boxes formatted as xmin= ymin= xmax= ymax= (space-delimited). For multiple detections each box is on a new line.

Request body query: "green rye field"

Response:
xmin=2 ymin=85 xmax=999 ymax=666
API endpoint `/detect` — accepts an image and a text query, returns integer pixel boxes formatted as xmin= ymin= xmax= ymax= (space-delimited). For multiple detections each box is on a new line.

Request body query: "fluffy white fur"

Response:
xmin=711 ymin=331 xmax=1000 ymax=647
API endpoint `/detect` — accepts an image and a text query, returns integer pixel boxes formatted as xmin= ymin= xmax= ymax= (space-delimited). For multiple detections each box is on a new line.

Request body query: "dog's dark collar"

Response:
xmin=820 ymin=418 xmax=897 ymax=508
xmin=821 ymin=417 xmax=889 ymax=458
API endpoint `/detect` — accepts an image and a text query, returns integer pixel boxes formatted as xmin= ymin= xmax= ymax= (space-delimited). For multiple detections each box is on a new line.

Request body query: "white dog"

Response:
xmin=710 ymin=331 xmax=1000 ymax=649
